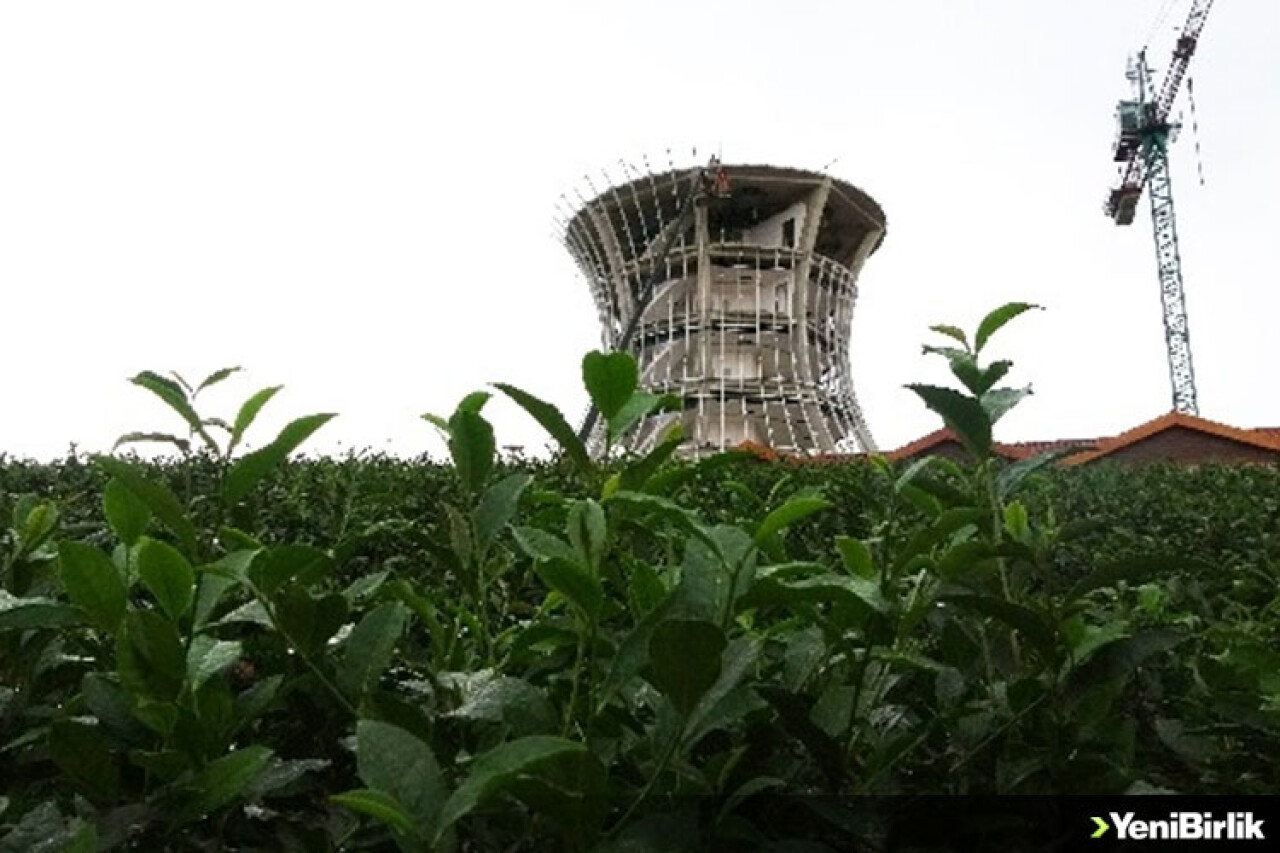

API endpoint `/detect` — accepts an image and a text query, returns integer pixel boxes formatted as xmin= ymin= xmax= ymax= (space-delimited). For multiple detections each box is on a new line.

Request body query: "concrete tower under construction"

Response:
xmin=562 ymin=160 xmax=886 ymax=457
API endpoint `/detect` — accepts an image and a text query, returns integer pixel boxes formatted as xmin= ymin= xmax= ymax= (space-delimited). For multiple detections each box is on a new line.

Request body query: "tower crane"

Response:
xmin=1105 ymin=0 xmax=1215 ymax=415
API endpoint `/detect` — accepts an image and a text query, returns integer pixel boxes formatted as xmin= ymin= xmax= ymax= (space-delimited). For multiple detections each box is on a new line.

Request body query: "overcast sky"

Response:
xmin=2 ymin=1 xmax=1276 ymax=462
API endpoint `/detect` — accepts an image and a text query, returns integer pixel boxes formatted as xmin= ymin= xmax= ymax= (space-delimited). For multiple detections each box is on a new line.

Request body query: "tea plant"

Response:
xmin=1 ymin=304 xmax=1276 ymax=851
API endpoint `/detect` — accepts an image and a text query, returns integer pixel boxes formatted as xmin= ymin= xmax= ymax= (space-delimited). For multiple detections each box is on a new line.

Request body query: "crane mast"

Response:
xmin=1104 ymin=0 xmax=1214 ymax=416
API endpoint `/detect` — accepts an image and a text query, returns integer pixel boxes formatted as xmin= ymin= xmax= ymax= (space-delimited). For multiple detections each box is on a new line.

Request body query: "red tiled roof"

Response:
xmin=1064 ymin=412 xmax=1280 ymax=466
xmin=733 ymin=415 xmax=1280 ymax=468
xmin=883 ymin=428 xmax=1095 ymax=462
xmin=882 ymin=428 xmax=960 ymax=462
xmin=994 ymin=438 xmax=1097 ymax=461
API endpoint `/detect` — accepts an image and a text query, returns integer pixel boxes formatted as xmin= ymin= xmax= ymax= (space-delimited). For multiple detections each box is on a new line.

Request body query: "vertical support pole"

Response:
xmin=792 ymin=178 xmax=833 ymax=388
xmin=841 ymin=226 xmax=883 ymax=453
xmin=694 ymin=197 xmax=712 ymax=452
xmin=586 ymin=204 xmax=635 ymax=327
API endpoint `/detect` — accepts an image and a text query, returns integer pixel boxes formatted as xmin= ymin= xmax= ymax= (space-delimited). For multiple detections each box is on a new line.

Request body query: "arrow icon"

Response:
xmin=1091 ymin=816 xmax=1110 ymax=839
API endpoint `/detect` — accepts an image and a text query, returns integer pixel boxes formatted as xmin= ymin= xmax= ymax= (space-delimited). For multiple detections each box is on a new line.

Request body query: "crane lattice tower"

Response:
xmin=562 ymin=162 xmax=887 ymax=458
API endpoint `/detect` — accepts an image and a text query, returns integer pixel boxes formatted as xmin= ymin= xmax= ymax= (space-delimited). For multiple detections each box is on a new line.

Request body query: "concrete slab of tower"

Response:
xmin=563 ymin=163 xmax=887 ymax=458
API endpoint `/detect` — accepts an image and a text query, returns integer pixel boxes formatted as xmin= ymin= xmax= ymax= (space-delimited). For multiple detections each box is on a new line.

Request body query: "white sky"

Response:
xmin=2 ymin=1 xmax=1277 ymax=462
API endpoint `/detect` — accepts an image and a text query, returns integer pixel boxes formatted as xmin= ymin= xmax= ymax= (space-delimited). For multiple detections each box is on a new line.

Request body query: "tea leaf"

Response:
xmin=233 ymin=675 xmax=283 ymax=733
xmin=450 ymin=676 xmax=557 ymax=736
xmin=1154 ymin=718 xmax=1220 ymax=764
xmin=835 ymin=536 xmax=875 ymax=579
xmin=685 ymin=637 xmax=762 ymax=743
xmin=922 ymin=344 xmax=970 ymax=363
xmin=646 ymin=619 xmax=725 ymax=716
xmin=605 ymin=491 xmax=723 ymax=560
xmin=583 ymin=350 xmax=638 ymax=421
xmin=137 ymin=537 xmax=195 ymax=621
xmin=342 ymin=570 xmax=389 ymax=603
xmin=567 ymin=499 xmax=607 ymax=572
xmin=103 ymin=478 xmax=151 ymax=545
xmin=457 ymin=390 xmax=492 ymax=416
xmin=448 ymin=409 xmax=495 ymax=496
xmin=894 ymin=456 xmax=938 ymax=493
xmin=435 ymin=736 xmax=590 ymax=842
xmin=215 ymin=599 xmax=273 ymax=628
xmin=618 ymin=421 xmax=685 ymax=492
xmin=1067 ymin=554 xmax=1181 ymax=602
xmin=1065 ymin=630 xmax=1184 ymax=698
xmin=15 ymin=500 xmax=58 ymax=559
xmin=534 ymin=557 xmax=603 ymax=619
xmin=608 ymin=392 xmax=678 ymax=443
xmin=229 ymin=385 xmax=283 ymax=453
xmin=244 ymin=757 xmax=330 ymax=800
xmin=420 ymin=412 xmax=450 ymax=435
xmin=62 ymin=822 xmax=97 ymax=853
xmin=974 ymin=302 xmax=1040 ymax=353
xmin=247 ymin=545 xmax=333 ymax=597
xmin=946 ymin=354 xmax=985 ymax=396
xmin=744 ymin=572 xmax=887 ymax=619
xmin=980 ymin=385 xmax=1032 ymax=424
xmin=597 ymin=591 xmax=679 ymax=709
xmin=111 ymin=432 xmax=191 ymax=454
xmin=193 ymin=573 xmax=239 ymax=629
xmin=338 ymin=602 xmax=409 ymax=699
xmin=187 ymin=636 xmax=243 ymax=691
xmin=996 ymin=446 xmax=1081 ymax=499
xmin=94 ymin=457 xmax=197 ymax=555
xmin=277 ymin=589 xmax=349 ymax=656
xmin=906 ymin=384 xmax=992 ymax=459
xmin=58 ymin=542 xmax=127 ymax=634
xmin=82 ymin=673 xmax=149 ymax=743
xmin=356 ymin=720 xmax=445 ymax=840
xmin=492 ymin=383 xmax=593 ymax=475
xmin=512 ymin=754 xmax=610 ymax=845
xmin=944 ymin=594 xmax=1059 ymax=665
xmin=0 ymin=803 xmax=94 ymax=853
xmin=48 ymin=720 xmax=120 ymax=802
xmin=759 ymin=686 xmax=845 ymax=785
xmin=1004 ymin=500 xmax=1030 ymax=541
xmin=929 ymin=324 xmax=969 ymax=349
xmin=175 ymin=745 xmax=274 ymax=824
xmin=754 ymin=493 xmax=831 ymax=546
xmin=116 ymin=610 xmax=185 ymax=700
xmin=0 ymin=591 xmax=83 ymax=632
xmin=223 ymin=413 xmax=336 ymax=505
xmin=513 ymin=526 xmax=579 ymax=564
xmin=194 ymin=366 xmax=242 ymax=396
xmin=976 ymin=360 xmax=1013 ymax=395
xmin=331 ymin=788 xmax=417 ymax=837
xmin=474 ymin=473 xmax=533 ymax=555
xmin=129 ymin=370 xmax=217 ymax=452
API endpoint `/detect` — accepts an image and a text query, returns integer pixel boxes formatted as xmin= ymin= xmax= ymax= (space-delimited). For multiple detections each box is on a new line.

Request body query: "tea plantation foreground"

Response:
xmin=1 ymin=306 xmax=1277 ymax=851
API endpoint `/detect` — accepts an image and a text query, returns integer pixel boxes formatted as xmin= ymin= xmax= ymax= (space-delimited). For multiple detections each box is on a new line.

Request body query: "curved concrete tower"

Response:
xmin=562 ymin=162 xmax=886 ymax=457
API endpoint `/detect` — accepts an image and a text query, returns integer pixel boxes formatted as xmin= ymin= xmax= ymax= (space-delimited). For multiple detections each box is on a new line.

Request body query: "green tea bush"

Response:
xmin=1 ymin=306 xmax=1277 ymax=851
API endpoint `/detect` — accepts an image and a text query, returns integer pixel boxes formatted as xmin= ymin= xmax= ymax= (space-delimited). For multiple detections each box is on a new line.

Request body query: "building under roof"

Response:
xmin=737 ymin=412 xmax=1280 ymax=466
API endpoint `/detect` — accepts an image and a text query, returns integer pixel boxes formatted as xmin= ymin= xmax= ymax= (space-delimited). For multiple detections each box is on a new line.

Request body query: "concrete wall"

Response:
xmin=747 ymin=202 xmax=808 ymax=249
